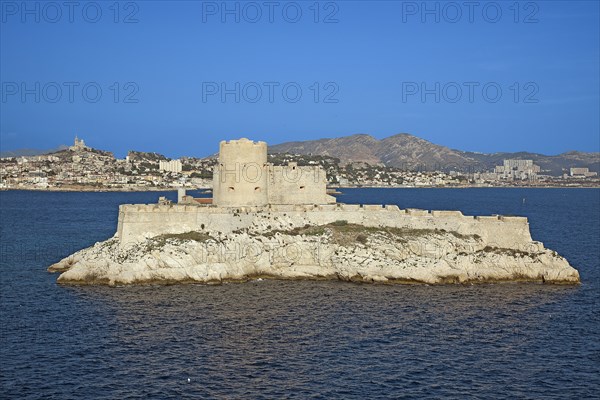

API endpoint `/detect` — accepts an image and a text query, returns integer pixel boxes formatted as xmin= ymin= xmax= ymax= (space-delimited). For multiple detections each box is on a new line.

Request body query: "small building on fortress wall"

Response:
xmin=212 ymin=138 xmax=336 ymax=207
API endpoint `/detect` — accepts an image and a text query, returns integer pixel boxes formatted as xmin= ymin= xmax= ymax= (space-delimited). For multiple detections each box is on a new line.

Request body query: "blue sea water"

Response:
xmin=0 ymin=188 xmax=599 ymax=399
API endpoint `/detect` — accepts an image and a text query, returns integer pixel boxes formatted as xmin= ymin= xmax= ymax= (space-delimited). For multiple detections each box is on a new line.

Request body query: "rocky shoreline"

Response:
xmin=48 ymin=222 xmax=580 ymax=286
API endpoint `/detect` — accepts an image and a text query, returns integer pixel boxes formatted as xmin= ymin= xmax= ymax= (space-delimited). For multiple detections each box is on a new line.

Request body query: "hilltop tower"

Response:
xmin=212 ymin=138 xmax=269 ymax=207
xmin=75 ymin=136 xmax=85 ymax=148
xmin=70 ymin=135 xmax=87 ymax=151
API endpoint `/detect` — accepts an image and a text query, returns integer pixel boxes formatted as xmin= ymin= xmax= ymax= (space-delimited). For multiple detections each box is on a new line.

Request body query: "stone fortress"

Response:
xmin=50 ymin=137 xmax=579 ymax=285
xmin=118 ymin=138 xmax=533 ymax=249
xmin=212 ymin=138 xmax=336 ymax=207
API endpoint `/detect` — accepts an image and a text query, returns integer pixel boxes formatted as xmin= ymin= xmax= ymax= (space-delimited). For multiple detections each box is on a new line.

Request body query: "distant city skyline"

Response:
xmin=1 ymin=1 xmax=599 ymax=158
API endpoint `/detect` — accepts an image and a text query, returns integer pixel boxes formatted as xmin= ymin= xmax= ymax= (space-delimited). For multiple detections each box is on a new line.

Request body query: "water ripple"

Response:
xmin=1 ymin=189 xmax=599 ymax=398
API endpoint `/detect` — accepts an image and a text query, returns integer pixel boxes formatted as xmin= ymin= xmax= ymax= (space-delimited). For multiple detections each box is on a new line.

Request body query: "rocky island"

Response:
xmin=48 ymin=139 xmax=580 ymax=286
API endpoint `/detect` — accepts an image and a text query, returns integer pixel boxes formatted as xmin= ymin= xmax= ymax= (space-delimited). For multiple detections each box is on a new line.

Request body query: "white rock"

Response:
xmin=48 ymin=227 xmax=580 ymax=286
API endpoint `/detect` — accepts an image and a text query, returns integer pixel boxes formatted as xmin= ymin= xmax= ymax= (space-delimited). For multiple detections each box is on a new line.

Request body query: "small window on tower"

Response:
xmin=228 ymin=187 xmax=235 ymax=192
xmin=255 ymin=187 xmax=261 ymax=192
xmin=299 ymin=186 xmax=305 ymax=190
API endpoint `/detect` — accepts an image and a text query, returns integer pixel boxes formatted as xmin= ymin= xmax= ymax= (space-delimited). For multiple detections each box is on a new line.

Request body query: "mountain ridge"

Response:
xmin=3 ymin=134 xmax=598 ymax=176
xmin=270 ymin=133 xmax=600 ymax=176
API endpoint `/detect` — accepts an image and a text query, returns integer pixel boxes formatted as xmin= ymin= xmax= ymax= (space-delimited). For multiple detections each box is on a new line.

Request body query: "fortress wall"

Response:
xmin=407 ymin=209 xmax=429 ymax=216
xmin=320 ymin=205 xmax=337 ymax=211
xmin=117 ymin=204 xmax=532 ymax=249
xmin=268 ymin=165 xmax=335 ymax=205
xmin=431 ymin=211 xmax=464 ymax=217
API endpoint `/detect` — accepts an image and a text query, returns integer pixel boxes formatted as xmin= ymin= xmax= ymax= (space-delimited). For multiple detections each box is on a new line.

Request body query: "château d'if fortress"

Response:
xmin=50 ymin=137 xmax=579 ymax=286
xmin=117 ymin=138 xmax=534 ymax=250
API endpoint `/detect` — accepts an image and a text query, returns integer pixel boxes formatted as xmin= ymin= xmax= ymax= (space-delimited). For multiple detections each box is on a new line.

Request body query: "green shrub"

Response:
xmin=331 ymin=220 xmax=348 ymax=226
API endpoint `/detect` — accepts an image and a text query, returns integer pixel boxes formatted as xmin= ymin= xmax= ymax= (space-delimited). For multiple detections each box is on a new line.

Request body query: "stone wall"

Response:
xmin=267 ymin=164 xmax=336 ymax=205
xmin=116 ymin=203 xmax=532 ymax=249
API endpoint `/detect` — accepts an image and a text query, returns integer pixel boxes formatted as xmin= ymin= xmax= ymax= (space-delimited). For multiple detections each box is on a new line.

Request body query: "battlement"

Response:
xmin=118 ymin=203 xmax=527 ymax=223
xmin=220 ymin=138 xmax=267 ymax=148
xmin=117 ymin=202 xmax=530 ymax=249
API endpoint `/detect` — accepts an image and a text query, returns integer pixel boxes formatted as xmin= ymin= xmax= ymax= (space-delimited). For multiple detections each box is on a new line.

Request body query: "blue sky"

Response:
xmin=1 ymin=0 xmax=599 ymax=158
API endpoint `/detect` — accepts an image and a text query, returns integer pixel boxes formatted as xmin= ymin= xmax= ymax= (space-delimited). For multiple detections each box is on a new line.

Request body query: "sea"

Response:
xmin=0 ymin=188 xmax=599 ymax=399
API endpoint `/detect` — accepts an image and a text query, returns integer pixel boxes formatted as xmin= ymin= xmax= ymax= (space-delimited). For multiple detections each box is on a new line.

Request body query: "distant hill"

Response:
xmin=0 ymin=145 xmax=68 ymax=158
xmin=270 ymin=133 xmax=600 ymax=176
xmin=126 ymin=150 xmax=169 ymax=162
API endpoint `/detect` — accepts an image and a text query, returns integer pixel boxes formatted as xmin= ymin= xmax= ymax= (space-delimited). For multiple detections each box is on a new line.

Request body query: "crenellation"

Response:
xmin=476 ymin=216 xmax=500 ymax=221
xmin=407 ymin=209 xmax=429 ymax=216
xmin=431 ymin=210 xmax=464 ymax=217
xmin=500 ymin=216 xmax=528 ymax=223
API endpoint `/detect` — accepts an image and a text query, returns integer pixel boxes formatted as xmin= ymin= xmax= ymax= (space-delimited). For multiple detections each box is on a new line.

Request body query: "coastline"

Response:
xmin=48 ymin=223 xmax=580 ymax=287
xmin=0 ymin=186 xmax=183 ymax=193
xmin=3 ymin=184 xmax=598 ymax=192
